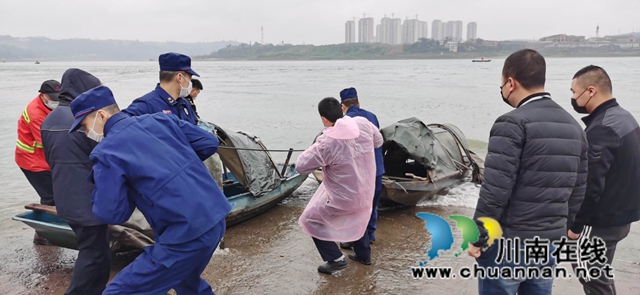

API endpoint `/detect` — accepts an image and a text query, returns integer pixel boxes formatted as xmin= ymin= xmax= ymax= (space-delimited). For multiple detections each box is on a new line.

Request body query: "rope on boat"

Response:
xmin=217 ymin=146 xmax=306 ymax=152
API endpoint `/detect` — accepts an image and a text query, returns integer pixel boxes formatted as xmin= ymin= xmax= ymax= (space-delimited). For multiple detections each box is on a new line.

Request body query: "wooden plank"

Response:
xmin=24 ymin=203 xmax=58 ymax=216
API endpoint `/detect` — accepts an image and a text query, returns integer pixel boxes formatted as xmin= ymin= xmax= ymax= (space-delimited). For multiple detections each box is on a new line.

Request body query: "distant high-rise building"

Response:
xmin=432 ymin=20 xmax=445 ymax=41
xmin=345 ymin=20 xmax=356 ymax=43
xmin=467 ymin=22 xmax=477 ymax=40
xmin=378 ymin=17 xmax=391 ymax=44
xmin=445 ymin=20 xmax=463 ymax=41
xmin=445 ymin=21 xmax=453 ymax=40
xmin=389 ymin=18 xmax=403 ymax=44
xmin=358 ymin=17 xmax=375 ymax=43
xmin=419 ymin=21 xmax=429 ymax=40
xmin=403 ymin=19 xmax=429 ymax=44
xmin=454 ymin=21 xmax=463 ymax=41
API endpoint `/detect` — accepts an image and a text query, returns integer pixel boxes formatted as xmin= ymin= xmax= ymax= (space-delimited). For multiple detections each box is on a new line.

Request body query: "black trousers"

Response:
xmin=20 ymin=168 xmax=54 ymax=206
xmin=313 ymin=233 xmax=370 ymax=262
xmin=65 ymin=224 xmax=111 ymax=295
xmin=572 ymin=223 xmax=631 ymax=295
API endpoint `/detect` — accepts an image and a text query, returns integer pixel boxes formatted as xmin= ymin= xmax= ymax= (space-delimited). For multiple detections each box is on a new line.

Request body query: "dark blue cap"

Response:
xmin=340 ymin=87 xmax=358 ymax=101
xmin=158 ymin=52 xmax=200 ymax=77
xmin=69 ymin=86 xmax=117 ymax=133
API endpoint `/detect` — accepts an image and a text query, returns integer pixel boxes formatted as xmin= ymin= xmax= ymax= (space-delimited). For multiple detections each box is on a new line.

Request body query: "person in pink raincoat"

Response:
xmin=296 ymin=97 xmax=383 ymax=274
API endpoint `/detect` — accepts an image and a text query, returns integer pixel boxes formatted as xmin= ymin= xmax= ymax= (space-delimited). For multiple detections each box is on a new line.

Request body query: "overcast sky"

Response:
xmin=1 ymin=0 xmax=638 ymax=45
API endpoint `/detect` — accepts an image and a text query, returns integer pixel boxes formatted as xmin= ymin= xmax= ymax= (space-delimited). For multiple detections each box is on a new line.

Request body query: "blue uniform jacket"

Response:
xmin=123 ymin=84 xmax=199 ymax=124
xmin=89 ymin=112 xmax=231 ymax=246
xmin=345 ymin=106 xmax=385 ymax=176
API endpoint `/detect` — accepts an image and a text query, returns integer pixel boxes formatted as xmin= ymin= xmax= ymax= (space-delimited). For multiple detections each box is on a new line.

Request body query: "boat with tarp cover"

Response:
xmin=12 ymin=120 xmax=307 ymax=252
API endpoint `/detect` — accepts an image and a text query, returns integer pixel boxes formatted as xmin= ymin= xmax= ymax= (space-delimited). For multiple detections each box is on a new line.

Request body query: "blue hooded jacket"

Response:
xmin=89 ymin=112 xmax=231 ymax=245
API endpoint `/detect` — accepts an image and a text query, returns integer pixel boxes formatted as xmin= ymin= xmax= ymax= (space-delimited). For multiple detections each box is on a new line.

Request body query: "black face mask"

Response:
xmin=500 ymin=80 xmax=512 ymax=107
xmin=571 ymin=88 xmax=591 ymax=114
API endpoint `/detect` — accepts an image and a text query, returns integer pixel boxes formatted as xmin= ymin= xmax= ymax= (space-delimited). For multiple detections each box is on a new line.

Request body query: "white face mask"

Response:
xmin=45 ymin=100 xmax=59 ymax=109
xmin=179 ymin=74 xmax=192 ymax=98
xmin=87 ymin=114 xmax=104 ymax=142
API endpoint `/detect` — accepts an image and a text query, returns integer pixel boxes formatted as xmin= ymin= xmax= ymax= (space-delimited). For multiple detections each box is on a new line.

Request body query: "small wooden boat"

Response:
xmin=312 ymin=119 xmax=483 ymax=206
xmin=12 ymin=120 xmax=307 ymax=252
xmin=472 ymin=57 xmax=491 ymax=62
xmin=35 ymin=61 xmax=40 ymax=64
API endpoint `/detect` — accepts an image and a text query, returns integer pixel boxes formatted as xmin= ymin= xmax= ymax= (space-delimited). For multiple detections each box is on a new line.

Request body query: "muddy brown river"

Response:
xmin=2 ymin=179 xmax=639 ymax=295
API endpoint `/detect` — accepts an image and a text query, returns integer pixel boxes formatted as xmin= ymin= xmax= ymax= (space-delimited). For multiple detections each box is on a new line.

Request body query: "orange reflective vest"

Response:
xmin=15 ymin=96 xmax=51 ymax=172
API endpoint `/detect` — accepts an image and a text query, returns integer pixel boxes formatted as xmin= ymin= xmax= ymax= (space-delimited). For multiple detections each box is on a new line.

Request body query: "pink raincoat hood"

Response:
xmin=296 ymin=116 xmax=383 ymax=242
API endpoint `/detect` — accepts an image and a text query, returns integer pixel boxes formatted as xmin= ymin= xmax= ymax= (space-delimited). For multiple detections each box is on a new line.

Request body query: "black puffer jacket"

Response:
xmin=41 ymin=69 xmax=103 ymax=226
xmin=473 ymin=93 xmax=588 ymax=242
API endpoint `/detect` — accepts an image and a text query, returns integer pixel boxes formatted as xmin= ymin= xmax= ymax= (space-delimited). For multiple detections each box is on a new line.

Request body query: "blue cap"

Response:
xmin=158 ymin=52 xmax=200 ymax=77
xmin=69 ymin=86 xmax=117 ymax=133
xmin=340 ymin=87 xmax=358 ymax=101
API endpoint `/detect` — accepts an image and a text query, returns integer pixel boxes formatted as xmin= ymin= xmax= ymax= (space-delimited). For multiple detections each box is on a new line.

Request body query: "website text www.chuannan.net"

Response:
xmin=411 ymin=264 xmax=614 ymax=280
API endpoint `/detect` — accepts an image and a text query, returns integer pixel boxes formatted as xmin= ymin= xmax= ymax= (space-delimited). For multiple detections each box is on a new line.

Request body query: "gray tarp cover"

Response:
xmin=380 ymin=117 xmax=440 ymax=170
xmin=380 ymin=117 xmax=461 ymax=175
xmin=198 ymin=120 xmax=282 ymax=197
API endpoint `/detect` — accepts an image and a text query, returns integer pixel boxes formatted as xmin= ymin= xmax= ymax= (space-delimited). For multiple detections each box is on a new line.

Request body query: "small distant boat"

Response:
xmin=472 ymin=57 xmax=491 ymax=62
xmin=35 ymin=61 xmax=40 ymax=64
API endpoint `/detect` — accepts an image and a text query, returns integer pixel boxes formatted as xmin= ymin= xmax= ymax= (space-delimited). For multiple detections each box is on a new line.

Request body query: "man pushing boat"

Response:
xmin=69 ymin=85 xmax=231 ymax=295
xmin=296 ymin=97 xmax=383 ymax=274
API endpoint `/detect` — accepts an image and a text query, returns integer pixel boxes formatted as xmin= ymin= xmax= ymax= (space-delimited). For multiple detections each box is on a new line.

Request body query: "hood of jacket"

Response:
xmin=58 ymin=68 xmax=102 ymax=102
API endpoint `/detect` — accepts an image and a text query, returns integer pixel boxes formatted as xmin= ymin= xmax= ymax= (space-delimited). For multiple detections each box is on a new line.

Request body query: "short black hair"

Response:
xmin=192 ymin=79 xmax=203 ymax=90
xmin=573 ymin=65 xmax=612 ymax=94
xmin=502 ymin=49 xmax=546 ymax=90
xmin=159 ymin=71 xmax=180 ymax=82
xmin=318 ymin=97 xmax=343 ymax=123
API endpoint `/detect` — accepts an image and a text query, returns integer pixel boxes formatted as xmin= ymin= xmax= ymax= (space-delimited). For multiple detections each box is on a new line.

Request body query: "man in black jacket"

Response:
xmin=186 ymin=78 xmax=202 ymax=119
xmin=41 ymin=69 xmax=110 ymax=295
xmin=467 ymin=49 xmax=588 ymax=295
xmin=568 ymin=65 xmax=640 ymax=295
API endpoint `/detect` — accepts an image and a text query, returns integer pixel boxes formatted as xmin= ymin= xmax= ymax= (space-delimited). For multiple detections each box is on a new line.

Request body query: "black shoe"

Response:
xmin=317 ymin=259 xmax=349 ymax=274
xmin=339 ymin=242 xmax=353 ymax=250
xmin=369 ymin=239 xmax=374 ymax=245
xmin=348 ymin=253 xmax=371 ymax=265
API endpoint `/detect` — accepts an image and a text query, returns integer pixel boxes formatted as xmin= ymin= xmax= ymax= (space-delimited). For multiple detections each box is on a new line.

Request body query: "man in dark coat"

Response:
xmin=41 ymin=69 xmax=110 ymax=295
xmin=467 ymin=49 xmax=589 ymax=295
xmin=568 ymin=65 xmax=640 ymax=295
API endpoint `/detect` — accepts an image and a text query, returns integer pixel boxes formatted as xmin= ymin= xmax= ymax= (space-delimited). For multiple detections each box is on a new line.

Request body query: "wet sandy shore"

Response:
xmin=2 ymin=180 xmax=639 ymax=295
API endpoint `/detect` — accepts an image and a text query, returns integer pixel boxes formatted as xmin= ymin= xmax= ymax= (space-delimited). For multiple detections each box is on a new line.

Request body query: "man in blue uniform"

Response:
xmin=338 ymin=87 xmax=385 ymax=249
xmin=123 ymin=52 xmax=199 ymax=124
xmin=69 ymin=86 xmax=231 ymax=295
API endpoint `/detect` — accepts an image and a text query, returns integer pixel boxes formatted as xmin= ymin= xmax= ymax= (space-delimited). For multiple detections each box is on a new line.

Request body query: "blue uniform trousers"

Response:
xmin=367 ymin=175 xmax=383 ymax=241
xmin=104 ymin=219 xmax=225 ymax=295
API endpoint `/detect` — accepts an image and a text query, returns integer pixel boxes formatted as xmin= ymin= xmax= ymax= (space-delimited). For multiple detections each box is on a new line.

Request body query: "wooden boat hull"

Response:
xmin=472 ymin=60 xmax=491 ymax=62
xmin=380 ymin=172 xmax=465 ymax=206
xmin=12 ymin=164 xmax=306 ymax=252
